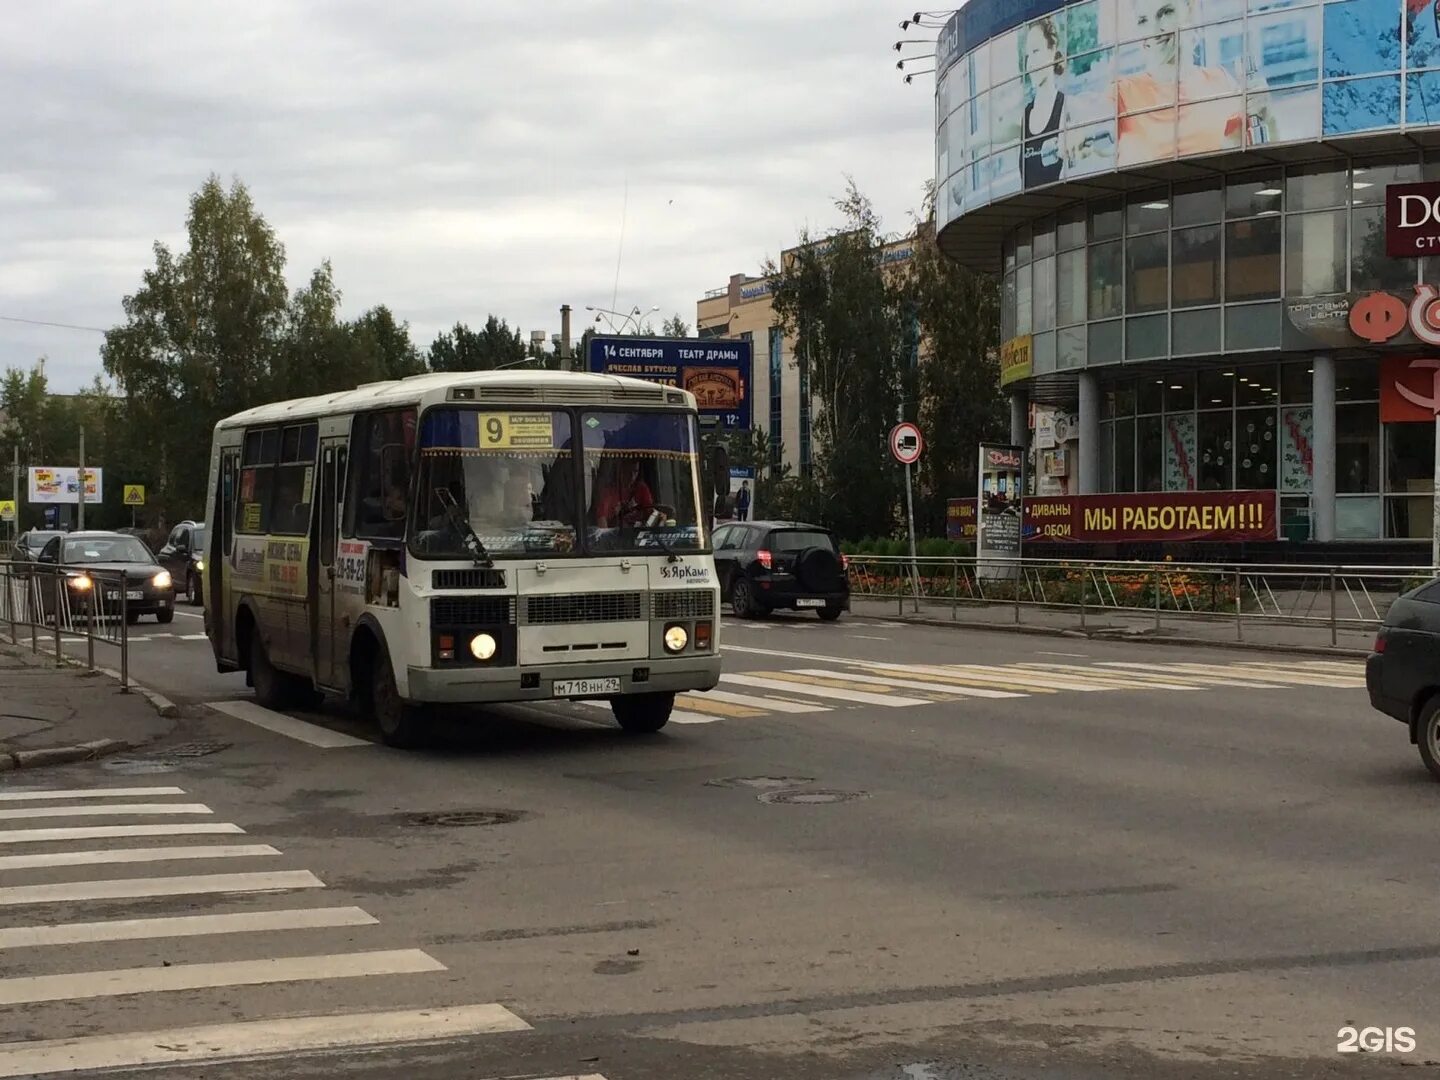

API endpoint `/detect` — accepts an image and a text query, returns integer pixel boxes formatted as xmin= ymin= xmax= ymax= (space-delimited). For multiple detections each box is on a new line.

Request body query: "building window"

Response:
xmin=1198 ymin=411 xmax=1232 ymax=490
xmin=1172 ymin=225 xmax=1221 ymax=307
xmin=1385 ymin=421 xmax=1437 ymax=539
xmin=1337 ymin=403 xmax=1380 ymax=493
xmin=767 ymin=326 xmax=783 ymax=471
xmin=1089 ymin=241 xmax=1124 ymax=319
xmin=1057 ymin=249 xmax=1086 ymax=325
xmin=1286 ymin=162 xmax=1347 ymax=212
xmin=1032 ymin=256 xmax=1056 ymax=331
xmin=1172 ymin=181 xmax=1223 ymax=227
xmin=1285 ymin=210 xmax=1347 ymax=296
xmin=1138 ymin=416 xmax=1164 ymax=492
xmin=1226 ymin=171 xmax=1284 ymax=218
xmin=1352 ymin=205 xmax=1416 ymax=290
xmin=1126 ymin=233 xmax=1169 ymax=313
xmin=1114 ymin=417 xmax=1136 ymax=492
xmin=1225 ymin=217 xmax=1282 ymax=300
xmin=1016 ymin=263 xmax=1033 ymax=335
xmin=1234 ymin=408 xmax=1278 ymax=489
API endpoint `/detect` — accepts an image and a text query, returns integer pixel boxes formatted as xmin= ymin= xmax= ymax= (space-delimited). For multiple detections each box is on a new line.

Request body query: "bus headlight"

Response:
xmin=67 ymin=574 xmax=93 ymax=592
xmin=663 ymin=624 xmax=688 ymax=653
xmin=469 ymin=633 xmax=497 ymax=661
xmin=152 ymin=571 xmax=173 ymax=590
xmin=194 ymin=559 xmax=204 ymax=573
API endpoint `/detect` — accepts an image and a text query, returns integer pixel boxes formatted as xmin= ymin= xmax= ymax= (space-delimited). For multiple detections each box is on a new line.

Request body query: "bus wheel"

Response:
xmin=251 ymin=636 xmax=294 ymax=710
xmin=610 ymin=692 xmax=674 ymax=734
xmin=371 ymin=643 xmax=428 ymax=749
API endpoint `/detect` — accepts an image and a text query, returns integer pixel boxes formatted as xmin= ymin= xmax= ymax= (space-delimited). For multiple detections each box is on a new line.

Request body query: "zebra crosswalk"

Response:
xmin=642 ymin=653 xmax=1367 ymax=724
xmin=0 ymin=784 xmax=591 ymax=1078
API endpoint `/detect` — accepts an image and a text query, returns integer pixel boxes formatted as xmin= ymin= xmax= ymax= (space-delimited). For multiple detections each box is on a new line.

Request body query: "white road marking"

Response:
xmin=847 ymin=634 xmax=889 ymax=641
xmin=575 ymin=701 xmax=717 ymax=724
xmin=208 ymin=700 xmax=371 ymax=749
xmin=790 ymin=668 xmax=1025 ymax=699
xmin=0 ymin=844 xmax=280 ymax=871
xmin=1038 ymin=662 xmax=1284 ymax=689
xmin=1100 ymin=661 xmax=1363 ymax=687
xmin=0 ymin=823 xmax=245 ymax=845
xmin=0 ymin=906 xmax=377 ymax=950
xmin=0 ymin=787 xmax=186 ymax=803
xmin=720 ymin=673 xmax=930 ymax=708
xmin=180 ymin=633 xmax=209 ymax=640
xmin=1037 ymin=651 xmax=1091 ymax=658
xmin=0 ymin=803 xmax=212 ymax=822
xmin=0 ymin=869 xmax=324 ymax=907
xmin=699 ymin=688 xmax=830 ymax=713
xmin=0 ymin=948 xmax=445 ymax=1006
xmin=1008 ymin=664 xmax=1202 ymax=691
xmin=0 ymin=1005 xmax=535 ymax=1078
xmin=171 ymin=609 xmax=205 ymax=619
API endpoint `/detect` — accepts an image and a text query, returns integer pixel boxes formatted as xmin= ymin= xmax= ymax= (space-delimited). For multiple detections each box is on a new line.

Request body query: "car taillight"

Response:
xmin=1373 ymin=632 xmax=1387 ymax=653
xmin=841 ymin=553 xmax=850 ymax=570
xmin=757 ymin=549 xmax=772 ymax=570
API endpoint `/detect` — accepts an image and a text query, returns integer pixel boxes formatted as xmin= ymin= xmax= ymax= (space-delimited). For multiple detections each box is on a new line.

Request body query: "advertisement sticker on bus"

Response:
xmin=337 ymin=540 xmax=368 ymax=595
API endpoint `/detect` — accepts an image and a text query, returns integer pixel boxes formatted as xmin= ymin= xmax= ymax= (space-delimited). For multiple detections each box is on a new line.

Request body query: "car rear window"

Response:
xmin=768 ymin=530 xmax=835 ymax=553
xmin=1412 ymin=579 xmax=1440 ymax=603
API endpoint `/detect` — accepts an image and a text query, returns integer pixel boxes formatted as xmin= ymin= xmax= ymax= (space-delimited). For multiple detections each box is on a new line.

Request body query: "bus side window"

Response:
xmin=351 ymin=409 xmax=414 ymax=542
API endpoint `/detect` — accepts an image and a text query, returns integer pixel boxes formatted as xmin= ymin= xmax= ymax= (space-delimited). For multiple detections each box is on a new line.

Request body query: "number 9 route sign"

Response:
xmin=890 ymin=422 xmax=924 ymax=466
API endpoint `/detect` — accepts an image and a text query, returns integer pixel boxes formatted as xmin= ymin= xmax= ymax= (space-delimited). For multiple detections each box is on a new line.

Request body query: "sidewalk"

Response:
xmin=0 ymin=649 xmax=177 ymax=771
xmin=849 ymin=596 xmax=1376 ymax=656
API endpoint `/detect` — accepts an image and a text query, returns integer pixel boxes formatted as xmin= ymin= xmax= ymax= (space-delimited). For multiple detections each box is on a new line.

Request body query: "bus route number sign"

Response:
xmin=482 ymin=413 xmax=554 ymax=449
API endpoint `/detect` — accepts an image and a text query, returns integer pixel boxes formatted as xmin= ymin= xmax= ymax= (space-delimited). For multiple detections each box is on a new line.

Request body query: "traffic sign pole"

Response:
xmin=890 ymin=423 xmax=925 ymax=614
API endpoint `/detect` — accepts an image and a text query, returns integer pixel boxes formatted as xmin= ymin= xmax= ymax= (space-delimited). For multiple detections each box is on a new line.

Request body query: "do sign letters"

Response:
xmin=1386 ymin=181 xmax=1440 ymax=256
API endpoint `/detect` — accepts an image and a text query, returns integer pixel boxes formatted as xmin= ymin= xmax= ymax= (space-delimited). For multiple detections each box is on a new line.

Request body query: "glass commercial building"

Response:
xmin=934 ymin=0 xmax=1440 ymax=544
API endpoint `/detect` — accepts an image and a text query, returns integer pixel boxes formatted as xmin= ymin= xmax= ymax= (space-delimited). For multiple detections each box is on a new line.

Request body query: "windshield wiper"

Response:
xmin=636 ymin=511 xmax=680 ymax=563
xmin=434 ymin=487 xmax=493 ymax=567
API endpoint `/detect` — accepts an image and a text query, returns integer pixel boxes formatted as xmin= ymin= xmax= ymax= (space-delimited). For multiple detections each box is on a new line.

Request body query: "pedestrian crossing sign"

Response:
xmin=123 ymin=484 xmax=145 ymax=506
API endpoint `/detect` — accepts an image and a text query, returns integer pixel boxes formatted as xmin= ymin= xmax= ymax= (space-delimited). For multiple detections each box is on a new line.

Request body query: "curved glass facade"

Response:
xmin=935 ymin=0 xmax=1440 ymax=226
xmin=999 ymin=152 xmax=1440 ymax=373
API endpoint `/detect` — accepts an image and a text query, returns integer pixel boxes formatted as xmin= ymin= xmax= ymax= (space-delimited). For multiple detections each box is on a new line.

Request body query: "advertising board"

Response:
xmin=938 ymin=0 xmax=1440 ymax=217
xmin=28 ymin=467 xmax=103 ymax=505
xmin=587 ymin=336 xmax=752 ymax=430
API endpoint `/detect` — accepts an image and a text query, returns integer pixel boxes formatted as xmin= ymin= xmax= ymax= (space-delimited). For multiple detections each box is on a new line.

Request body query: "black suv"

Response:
xmin=713 ymin=520 xmax=850 ymax=620
xmin=157 ymin=521 xmax=206 ymax=605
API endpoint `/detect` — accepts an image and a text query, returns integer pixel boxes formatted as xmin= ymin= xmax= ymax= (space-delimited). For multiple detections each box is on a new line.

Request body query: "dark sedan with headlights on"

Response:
xmin=33 ymin=531 xmax=177 ymax=625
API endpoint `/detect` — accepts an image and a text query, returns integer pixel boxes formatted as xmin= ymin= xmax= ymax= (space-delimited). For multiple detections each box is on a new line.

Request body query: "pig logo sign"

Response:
xmin=1386 ymin=181 xmax=1440 ymax=257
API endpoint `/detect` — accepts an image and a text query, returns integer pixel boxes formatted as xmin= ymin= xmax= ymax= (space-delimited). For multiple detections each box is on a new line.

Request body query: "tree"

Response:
xmin=102 ymin=175 xmax=290 ymax=522
xmin=765 ymin=181 xmax=915 ymax=541
xmin=351 ymin=306 xmax=425 ymax=380
xmin=906 ymin=199 xmax=1006 ymax=536
xmin=428 ymin=315 xmax=528 ymax=372
xmin=661 ymin=314 xmax=690 ymax=338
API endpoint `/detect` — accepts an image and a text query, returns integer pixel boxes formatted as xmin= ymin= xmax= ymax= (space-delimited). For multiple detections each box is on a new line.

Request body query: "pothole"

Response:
xmin=758 ymin=789 xmax=869 ymax=806
xmin=401 ymin=810 xmax=526 ymax=828
xmin=705 ymin=776 xmax=815 ymax=790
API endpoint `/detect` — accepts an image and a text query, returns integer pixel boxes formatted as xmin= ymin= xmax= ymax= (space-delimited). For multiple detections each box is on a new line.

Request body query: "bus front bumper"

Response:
xmin=404 ymin=654 xmax=722 ymax=705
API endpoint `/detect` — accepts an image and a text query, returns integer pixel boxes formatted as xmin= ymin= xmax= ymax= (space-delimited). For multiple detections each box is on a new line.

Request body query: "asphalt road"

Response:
xmin=5 ymin=609 xmax=1430 ymax=1079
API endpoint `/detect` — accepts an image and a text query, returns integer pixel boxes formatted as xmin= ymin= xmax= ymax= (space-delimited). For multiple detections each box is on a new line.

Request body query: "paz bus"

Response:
xmin=201 ymin=370 xmax=721 ymax=747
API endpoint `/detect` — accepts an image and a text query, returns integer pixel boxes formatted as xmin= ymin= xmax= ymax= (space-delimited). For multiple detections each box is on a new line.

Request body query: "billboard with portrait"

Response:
xmin=937 ymin=0 xmax=1429 ymax=216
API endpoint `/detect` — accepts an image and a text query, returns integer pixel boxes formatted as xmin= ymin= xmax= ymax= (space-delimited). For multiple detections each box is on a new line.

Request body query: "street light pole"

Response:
xmin=77 ymin=427 xmax=85 ymax=532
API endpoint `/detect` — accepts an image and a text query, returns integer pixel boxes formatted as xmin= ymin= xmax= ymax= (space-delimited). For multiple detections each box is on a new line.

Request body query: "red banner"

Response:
xmin=1023 ymin=491 xmax=1277 ymax=543
xmin=1380 ymin=355 xmax=1440 ymax=422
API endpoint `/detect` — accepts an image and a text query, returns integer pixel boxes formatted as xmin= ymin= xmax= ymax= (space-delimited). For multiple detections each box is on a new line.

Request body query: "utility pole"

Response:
xmin=560 ymin=305 xmax=573 ymax=372
xmin=10 ymin=445 xmax=18 ymax=544
xmin=77 ymin=427 xmax=85 ymax=531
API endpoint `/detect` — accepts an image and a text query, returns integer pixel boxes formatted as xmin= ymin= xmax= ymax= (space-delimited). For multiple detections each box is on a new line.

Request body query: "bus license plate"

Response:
xmin=796 ymin=598 xmax=825 ymax=608
xmin=553 ymin=677 xmax=620 ymax=697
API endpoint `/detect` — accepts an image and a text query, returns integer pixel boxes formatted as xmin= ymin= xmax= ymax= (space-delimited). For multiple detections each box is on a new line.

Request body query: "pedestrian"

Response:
xmin=735 ymin=480 xmax=751 ymax=521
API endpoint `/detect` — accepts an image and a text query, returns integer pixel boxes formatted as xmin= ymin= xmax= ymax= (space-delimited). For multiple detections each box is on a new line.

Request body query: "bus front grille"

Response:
xmin=432 ymin=568 xmax=507 ymax=590
xmin=651 ymin=590 xmax=715 ymax=619
xmin=432 ymin=596 xmax=514 ymax=626
xmin=524 ymin=591 xmax=643 ymax=625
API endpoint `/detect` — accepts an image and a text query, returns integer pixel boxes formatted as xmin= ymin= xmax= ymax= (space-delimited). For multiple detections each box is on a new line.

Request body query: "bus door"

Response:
xmin=209 ymin=447 xmax=239 ymax=665
xmin=312 ymin=438 xmax=347 ymax=687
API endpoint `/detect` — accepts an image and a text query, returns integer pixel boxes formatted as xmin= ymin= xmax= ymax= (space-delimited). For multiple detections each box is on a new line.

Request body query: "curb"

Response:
xmin=847 ymin=608 xmax=1370 ymax=659
xmin=0 ymin=738 xmax=132 ymax=773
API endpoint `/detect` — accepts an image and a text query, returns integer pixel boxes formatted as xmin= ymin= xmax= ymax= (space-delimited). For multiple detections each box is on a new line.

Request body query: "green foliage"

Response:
xmin=661 ymin=314 xmax=690 ymax=338
xmin=100 ymin=175 xmax=426 ymax=524
xmin=427 ymin=315 xmax=533 ymax=372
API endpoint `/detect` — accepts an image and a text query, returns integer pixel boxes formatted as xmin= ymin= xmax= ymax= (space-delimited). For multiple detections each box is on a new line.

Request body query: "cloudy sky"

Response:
xmin=1 ymin=1 xmax=936 ymax=392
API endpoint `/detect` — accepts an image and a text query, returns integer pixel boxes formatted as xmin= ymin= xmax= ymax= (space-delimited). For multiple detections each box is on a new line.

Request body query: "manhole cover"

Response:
xmin=705 ymin=776 xmax=815 ymax=790
xmin=152 ymin=742 xmax=231 ymax=758
xmin=402 ymin=810 xmax=525 ymax=828
xmin=758 ymin=789 xmax=869 ymax=805
xmin=101 ymin=759 xmax=179 ymax=774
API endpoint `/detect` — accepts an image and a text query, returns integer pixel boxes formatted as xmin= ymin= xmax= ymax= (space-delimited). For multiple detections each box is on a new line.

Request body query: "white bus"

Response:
xmin=202 ymin=370 xmax=721 ymax=746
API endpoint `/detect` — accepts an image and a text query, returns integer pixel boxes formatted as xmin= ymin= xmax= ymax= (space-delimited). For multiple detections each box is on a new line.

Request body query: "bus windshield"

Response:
xmin=410 ymin=408 xmax=580 ymax=558
xmin=408 ymin=406 xmax=704 ymax=559
xmin=582 ymin=410 xmax=703 ymax=554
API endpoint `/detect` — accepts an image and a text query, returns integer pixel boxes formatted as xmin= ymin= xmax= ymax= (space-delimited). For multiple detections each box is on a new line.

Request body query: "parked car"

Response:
xmin=712 ymin=519 xmax=850 ymax=620
xmin=157 ymin=520 xmax=206 ymax=605
xmin=11 ymin=529 xmax=64 ymax=567
xmin=34 ymin=530 xmax=176 ymax=625
xmin=1367 ymin=577 xmax=1440 ymax=779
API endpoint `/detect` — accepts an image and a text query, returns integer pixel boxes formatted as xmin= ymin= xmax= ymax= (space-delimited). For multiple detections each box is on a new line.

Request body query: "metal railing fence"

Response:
xmin=0 ymin=559 xmax=133 ymax=688
xmin=844 ymin=554 xmax=1430 ymax=646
